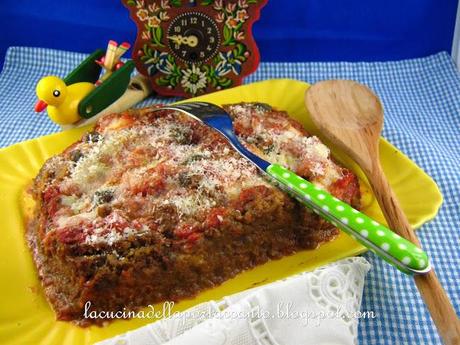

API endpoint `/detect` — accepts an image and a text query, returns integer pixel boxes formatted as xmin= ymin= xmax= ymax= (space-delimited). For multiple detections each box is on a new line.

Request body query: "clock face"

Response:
xmin=123 ymin=0 xmax=268 ymax=97
xmin=167 ymin=12 xmax=220 ymax=64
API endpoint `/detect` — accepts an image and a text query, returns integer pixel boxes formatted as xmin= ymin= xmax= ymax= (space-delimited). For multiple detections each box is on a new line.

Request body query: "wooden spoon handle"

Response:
xmin=368 ymin=163 xmax=460 ymax=345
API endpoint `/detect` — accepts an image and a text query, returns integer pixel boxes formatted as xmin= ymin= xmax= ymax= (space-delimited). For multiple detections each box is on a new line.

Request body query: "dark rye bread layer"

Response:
xmin=25 ymin=103 xmax=360 ymax=325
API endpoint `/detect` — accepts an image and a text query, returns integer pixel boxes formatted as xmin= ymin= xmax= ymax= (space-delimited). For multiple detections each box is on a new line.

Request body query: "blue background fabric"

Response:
xmin=0 ymin=0 xmax=458 ymax=69
xmin=0 ymin=46 xmax=459 ymax=344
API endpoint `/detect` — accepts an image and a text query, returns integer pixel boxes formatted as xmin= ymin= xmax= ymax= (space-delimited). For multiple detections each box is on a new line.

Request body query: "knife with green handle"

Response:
xmin=154 ymin=101 xmax=431 ymax=275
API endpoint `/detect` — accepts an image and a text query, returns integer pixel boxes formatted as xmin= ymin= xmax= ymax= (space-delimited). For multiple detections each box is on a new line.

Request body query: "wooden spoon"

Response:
xmin=305 ymin=79 xmax=460 ymax=345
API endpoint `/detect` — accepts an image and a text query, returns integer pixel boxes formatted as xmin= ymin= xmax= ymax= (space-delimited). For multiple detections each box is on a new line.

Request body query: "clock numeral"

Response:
xmin=167 ymin=13 xmax=218 ymax=63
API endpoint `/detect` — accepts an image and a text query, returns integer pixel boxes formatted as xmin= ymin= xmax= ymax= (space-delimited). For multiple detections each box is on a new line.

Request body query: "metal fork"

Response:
xmin=152 ymin=101 xmax=430 ymax=275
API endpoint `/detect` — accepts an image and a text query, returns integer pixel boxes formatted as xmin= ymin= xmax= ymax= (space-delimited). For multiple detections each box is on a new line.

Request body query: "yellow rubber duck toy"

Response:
xmin=34 ymin=76 xmax=95 ymax=125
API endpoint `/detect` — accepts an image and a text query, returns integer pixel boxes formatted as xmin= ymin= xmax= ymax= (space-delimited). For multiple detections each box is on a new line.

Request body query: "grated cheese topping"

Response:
xmin=227 ymin=103 xmax=343 ymax=188
xmin=44 ymin=104 xmax=348 ymax=246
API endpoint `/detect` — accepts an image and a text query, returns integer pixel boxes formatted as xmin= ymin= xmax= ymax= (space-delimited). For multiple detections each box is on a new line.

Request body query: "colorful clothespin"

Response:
xmin=95 ymin=41 xmax=131 ymax=85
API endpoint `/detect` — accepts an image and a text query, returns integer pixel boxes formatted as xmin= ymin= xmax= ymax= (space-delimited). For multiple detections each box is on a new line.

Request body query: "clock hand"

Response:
xmin=167 ymin=35 xmax=185 ymax=46
xmin=167 ymin=35 xmax=198 ymax=48
xmin=184 ymin=35 xmax=198 ymax=47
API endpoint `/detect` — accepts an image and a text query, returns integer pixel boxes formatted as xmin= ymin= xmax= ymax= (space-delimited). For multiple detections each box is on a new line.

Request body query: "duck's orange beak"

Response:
xmin=34 ymin=100 xmax=48 ymax=112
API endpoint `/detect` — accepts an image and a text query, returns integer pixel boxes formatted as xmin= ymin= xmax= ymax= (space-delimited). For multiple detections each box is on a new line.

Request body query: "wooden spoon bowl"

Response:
xmin=306 ymin=79 xmax=460 ymax=345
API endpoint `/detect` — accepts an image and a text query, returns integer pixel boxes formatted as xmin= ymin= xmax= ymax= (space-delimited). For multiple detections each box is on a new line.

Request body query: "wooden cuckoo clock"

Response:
xmin=123 ymin=0 xmax=268 ymax=97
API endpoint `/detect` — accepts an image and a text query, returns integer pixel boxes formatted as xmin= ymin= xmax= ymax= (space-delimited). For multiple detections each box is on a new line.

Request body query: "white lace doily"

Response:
xmin=97 ymin=257 xmax=371 ymax=345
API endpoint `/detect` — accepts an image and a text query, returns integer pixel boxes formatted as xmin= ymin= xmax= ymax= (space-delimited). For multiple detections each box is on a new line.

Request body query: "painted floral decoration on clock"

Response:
xmin=123 ymin=0 xmax=268 ymax=97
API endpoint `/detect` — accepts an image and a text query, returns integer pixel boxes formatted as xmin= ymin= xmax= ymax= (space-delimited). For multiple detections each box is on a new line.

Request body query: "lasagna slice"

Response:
xmin=25 ymin=102 xmax=360 ymax=325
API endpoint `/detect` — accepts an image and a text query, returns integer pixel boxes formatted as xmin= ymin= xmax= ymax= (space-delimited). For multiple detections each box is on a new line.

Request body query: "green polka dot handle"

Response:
xmin=266 ymin=163 xmax=430 ymax=275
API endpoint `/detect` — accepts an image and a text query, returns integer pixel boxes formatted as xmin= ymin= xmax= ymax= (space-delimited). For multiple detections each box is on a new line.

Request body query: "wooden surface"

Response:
xmin=305 ymin=79 xmax=460 ymax=345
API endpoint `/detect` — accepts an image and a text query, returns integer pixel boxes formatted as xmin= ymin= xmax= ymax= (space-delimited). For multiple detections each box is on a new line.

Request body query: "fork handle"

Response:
xmin=266 ymin=163 xmax=429 ymax=275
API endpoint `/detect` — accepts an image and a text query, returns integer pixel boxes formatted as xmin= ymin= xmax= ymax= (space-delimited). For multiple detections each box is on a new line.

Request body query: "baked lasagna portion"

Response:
xmin=26 ymin=103 xmax=360 ymax=325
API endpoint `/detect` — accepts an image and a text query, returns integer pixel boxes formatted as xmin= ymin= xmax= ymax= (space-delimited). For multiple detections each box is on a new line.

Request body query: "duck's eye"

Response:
xmin=53 ymin=90 xmax=61 ymax=97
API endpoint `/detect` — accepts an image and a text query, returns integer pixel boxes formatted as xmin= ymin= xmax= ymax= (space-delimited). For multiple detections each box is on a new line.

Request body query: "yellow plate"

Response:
xmin=0 ymin=79 xmax=442 ymax=344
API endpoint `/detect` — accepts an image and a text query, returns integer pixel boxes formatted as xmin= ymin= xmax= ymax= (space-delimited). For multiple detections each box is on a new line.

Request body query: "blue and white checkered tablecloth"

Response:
xmin=1 ymin=47 xmax=459 ymax=344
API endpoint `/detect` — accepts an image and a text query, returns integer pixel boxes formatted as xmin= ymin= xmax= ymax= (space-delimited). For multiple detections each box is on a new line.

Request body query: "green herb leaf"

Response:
xmin=172 ymin=75 xmax=180 ymax=86
xmin=156 ymin=77 xmax=171 ymax=86
xmin=223 ymin=26 xmax=232 ymax=44
xmin=152 ymin=27 xmax=165 ymax=47
xmin=218 ymin=77 xmax=232 ymax=87
xmin=235 ymin=43 xmax=246 ymax=56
